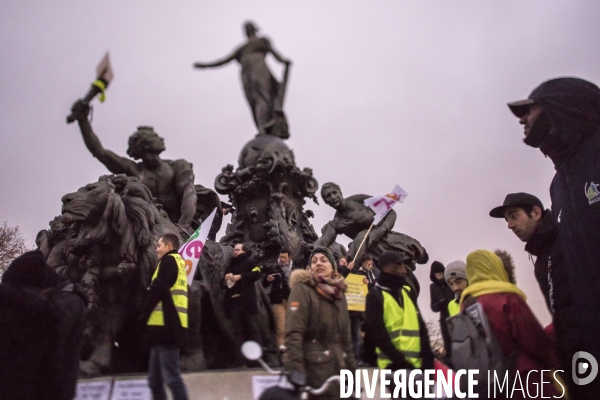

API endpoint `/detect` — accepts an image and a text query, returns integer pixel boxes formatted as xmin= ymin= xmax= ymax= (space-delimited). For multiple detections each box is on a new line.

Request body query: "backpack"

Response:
xmin=446 ymin=297 xmax=515 ymax=396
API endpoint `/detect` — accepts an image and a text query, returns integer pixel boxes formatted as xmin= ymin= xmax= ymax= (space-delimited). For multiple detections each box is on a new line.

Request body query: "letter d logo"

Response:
xmin=572 ymin=351 xmax=598 ymax=385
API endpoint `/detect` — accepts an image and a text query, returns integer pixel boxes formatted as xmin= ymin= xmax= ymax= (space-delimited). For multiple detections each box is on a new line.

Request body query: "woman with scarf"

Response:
xmin=284 ymin=247 xmax=357 ymax=399
xmin=460 ymin=250 xmax=561 ymax=399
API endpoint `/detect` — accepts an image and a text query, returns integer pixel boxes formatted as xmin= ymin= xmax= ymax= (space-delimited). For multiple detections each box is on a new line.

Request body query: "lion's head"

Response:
xmin=60 ymin=174 xmax=177 ymax=283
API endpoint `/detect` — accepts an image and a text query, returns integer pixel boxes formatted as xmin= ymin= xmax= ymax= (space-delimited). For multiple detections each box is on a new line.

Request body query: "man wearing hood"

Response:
xmin=509 ymin=77 xmax=600 ymax=397
xmin=428 ymin=261 xmax=454 ymax=356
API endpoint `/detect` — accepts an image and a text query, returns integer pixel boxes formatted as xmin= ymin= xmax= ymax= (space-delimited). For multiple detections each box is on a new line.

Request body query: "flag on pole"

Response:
xmin=363 ymin=184 xmax=408 ymax=225
xmin=179 ymin=208 xmax=216 ymax=285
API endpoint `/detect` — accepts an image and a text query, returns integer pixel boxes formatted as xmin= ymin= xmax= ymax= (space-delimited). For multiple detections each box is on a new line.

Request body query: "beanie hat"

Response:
xmin=309 ymin=247 xmax=338 ymax=273
xmin=431 ymin=261 xmax=445 ymax=274
xmin=378 ymin=251 xmax=409 ymax=269
xmin=2 ymin=250 xmax=58 ymax=289
xmin=444 ymin=260 xmax=467 ymax=283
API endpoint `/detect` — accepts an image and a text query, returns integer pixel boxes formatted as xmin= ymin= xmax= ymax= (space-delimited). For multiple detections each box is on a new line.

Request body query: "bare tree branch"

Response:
xmin=0 ymin=221 xmax=30 ymax=277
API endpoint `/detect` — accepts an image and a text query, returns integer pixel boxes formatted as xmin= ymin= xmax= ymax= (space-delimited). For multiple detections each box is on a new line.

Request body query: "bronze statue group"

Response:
xmin=1 ymin=19 xmax=600 ymax=400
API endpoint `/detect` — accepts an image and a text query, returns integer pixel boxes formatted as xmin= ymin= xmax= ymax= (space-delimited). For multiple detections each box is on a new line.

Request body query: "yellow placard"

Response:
xmin=346 ymin=273 xmax=368 ymax=312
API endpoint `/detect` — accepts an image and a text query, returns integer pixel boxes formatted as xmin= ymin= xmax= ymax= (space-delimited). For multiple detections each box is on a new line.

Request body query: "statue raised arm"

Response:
xmin=68 ymin=100 xmax=197 ymax=233
xmin=193 ymin=21 xmax=292 ymax=139
xmin=70 ymin=100 xmax=137 ymax=176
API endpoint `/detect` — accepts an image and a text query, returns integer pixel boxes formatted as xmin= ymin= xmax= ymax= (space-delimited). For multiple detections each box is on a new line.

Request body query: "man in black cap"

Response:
xmin=508 ymin=77 xmax=600 ymax=398
xmin=489 ymin=193 xmax=563 ymax=308
xmin=364 ymin=250 xmax=433 ymax=397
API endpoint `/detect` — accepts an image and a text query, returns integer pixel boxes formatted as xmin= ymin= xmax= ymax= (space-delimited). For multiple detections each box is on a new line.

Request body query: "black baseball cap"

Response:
xmin=489 ymin=192 xmax=544 ymax=218
xmin=507 ymin=98 xmax=536 ymax=118
xmin=378 ymin=250 xmax=410 ymax=267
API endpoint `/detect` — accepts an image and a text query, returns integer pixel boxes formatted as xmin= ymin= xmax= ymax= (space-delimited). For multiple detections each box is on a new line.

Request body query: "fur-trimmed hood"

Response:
xmin=289 ymin=268 xmax=314 ymax=289
xmin=494 ymin=249 xmax=517 ymax=284
xmin=289 ymin=268 xmax=347 ymax=292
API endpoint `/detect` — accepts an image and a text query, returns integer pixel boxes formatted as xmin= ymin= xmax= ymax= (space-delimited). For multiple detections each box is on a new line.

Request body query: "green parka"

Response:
xmin=284 ymin=269 xmax=357 ymax=399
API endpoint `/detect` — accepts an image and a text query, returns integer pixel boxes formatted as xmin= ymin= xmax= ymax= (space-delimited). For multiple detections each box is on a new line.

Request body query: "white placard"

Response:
xmin=251 ymin=375 xmax=294 ymax=400
xmin=74 ymin=380 xmax=112 ymax=400
xmin=110 ymin=379 xmax=151 ymax=400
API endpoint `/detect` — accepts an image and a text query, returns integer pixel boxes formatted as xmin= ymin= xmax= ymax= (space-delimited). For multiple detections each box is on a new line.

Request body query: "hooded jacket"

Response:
xmin=284 ymin=269 xmax=356 ymax=399
xmin=429 ymin=262 xmax=454 ymax=358
xmin=524 ymin=78 xmax=600 ymax=379
xmin=429 ymin=262 xmax=454 ymax=313
xmin=524 ymin=210 xmax=579 ymax=367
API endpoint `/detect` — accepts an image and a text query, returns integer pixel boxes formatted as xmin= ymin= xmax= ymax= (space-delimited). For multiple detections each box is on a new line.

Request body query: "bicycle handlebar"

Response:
xmin=305 ymin=375 xmax=341 ymax=395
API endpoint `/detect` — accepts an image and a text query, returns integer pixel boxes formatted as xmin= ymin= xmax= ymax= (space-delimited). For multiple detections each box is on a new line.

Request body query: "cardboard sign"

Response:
xmin=74 ymin=380 xmax=112 ymax=400
xmin=346 ymin=273 xmax=368 ymax=312
xmin=110 ymin=379 xmax=151 ymax=400
xmin=251 ymin=375 xmax=294 ymax=400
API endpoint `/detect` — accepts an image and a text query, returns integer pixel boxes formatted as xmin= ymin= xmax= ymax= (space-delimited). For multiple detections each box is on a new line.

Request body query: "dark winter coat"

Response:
xmin=429 ymin=266 xmax=454 ymax=357
xmin=0 ymin=283 xmax=60 ymax=400
xmin=139 ymin=250 xmax=188 ymax=348
xmin=262 ymin=261 xmax=291 ymax=304
xmin=524 ymin=210 xmax=579 ymax=372
xmin=284 ymin=269 xmax=357 ymax=399
xmin=222 ymin=252 xmax=261 ymax=316
xmin=44 ymin=281 xmax=88 ymax=400
xmin=525 ymin=78 xmax=600 ymax=384
xmin=364 ymin=272 xmax=435 ymax=371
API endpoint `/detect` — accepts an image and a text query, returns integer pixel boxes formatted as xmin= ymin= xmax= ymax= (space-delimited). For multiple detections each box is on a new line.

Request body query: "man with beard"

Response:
xmin=223 ymin=243 xmax=262 ymax=366
xmin=508 ymin=77 xmax=600 ymax=397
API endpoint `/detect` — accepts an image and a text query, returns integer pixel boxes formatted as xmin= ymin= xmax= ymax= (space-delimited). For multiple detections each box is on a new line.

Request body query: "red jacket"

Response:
xmin=476 ymin=293 xmax=561 ymax=399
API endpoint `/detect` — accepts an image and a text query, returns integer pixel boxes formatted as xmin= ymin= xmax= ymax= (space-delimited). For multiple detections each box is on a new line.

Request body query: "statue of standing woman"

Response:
xmin=194 ymin=21 xmax=292 ymax=139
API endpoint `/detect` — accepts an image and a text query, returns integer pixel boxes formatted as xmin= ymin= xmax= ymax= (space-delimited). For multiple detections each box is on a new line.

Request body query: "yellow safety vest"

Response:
xmin=147 ymin=253 xmax=189 ymax=328
xmin=447 ymin=298 xmax=460 ymax=317
xmin=376 ymin=286 xmax=422 ymax=369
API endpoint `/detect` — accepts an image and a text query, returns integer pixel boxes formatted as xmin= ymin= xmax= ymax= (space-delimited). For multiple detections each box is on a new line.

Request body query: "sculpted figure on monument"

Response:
xmin=315 ymin=182 xmax=429 ymax=269
xmin=69 ymin=101 xmax=197 ymax=235
xmin=36 ymin=174 xmax=235 ymax=375
xmin=194 ymin=21 xmax=292 ymax=139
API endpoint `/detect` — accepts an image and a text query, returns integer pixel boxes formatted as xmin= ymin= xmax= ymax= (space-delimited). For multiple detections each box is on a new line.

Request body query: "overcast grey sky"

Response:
xmin=2 ymin=1 xmax=600 ymax=325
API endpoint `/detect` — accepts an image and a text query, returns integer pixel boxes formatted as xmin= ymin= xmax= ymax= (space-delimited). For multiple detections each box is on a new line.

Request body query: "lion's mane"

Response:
xmin=75 ymin=174 xmax=164 ymax=283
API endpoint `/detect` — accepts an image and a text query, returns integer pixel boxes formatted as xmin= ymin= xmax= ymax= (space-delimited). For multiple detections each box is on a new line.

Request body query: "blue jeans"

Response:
xmin=148 ymin=345 xmax=189 ymax=400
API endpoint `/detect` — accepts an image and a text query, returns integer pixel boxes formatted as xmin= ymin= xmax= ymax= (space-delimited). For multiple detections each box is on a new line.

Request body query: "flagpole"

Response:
xmin=352 ymin=223 xmax=374 ymax=262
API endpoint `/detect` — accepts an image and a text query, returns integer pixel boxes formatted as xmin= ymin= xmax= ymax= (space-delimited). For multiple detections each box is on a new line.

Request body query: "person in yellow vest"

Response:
xmin=139 ymin=233 xmax=189 ymax=400
xmin=442 ymin=260 xmax=468 ymax=359
xmin=444 ymin=260 xmax=468 ymax=318
xmin=364 ymin=250 xmax=434 ymax=398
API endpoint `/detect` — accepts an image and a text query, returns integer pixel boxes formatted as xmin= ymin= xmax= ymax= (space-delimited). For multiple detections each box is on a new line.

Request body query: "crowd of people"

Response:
xmin=251 ymin=77 xmax=600 ymax=399
xmin=1 ymin=76 xmax=599 ymax=399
